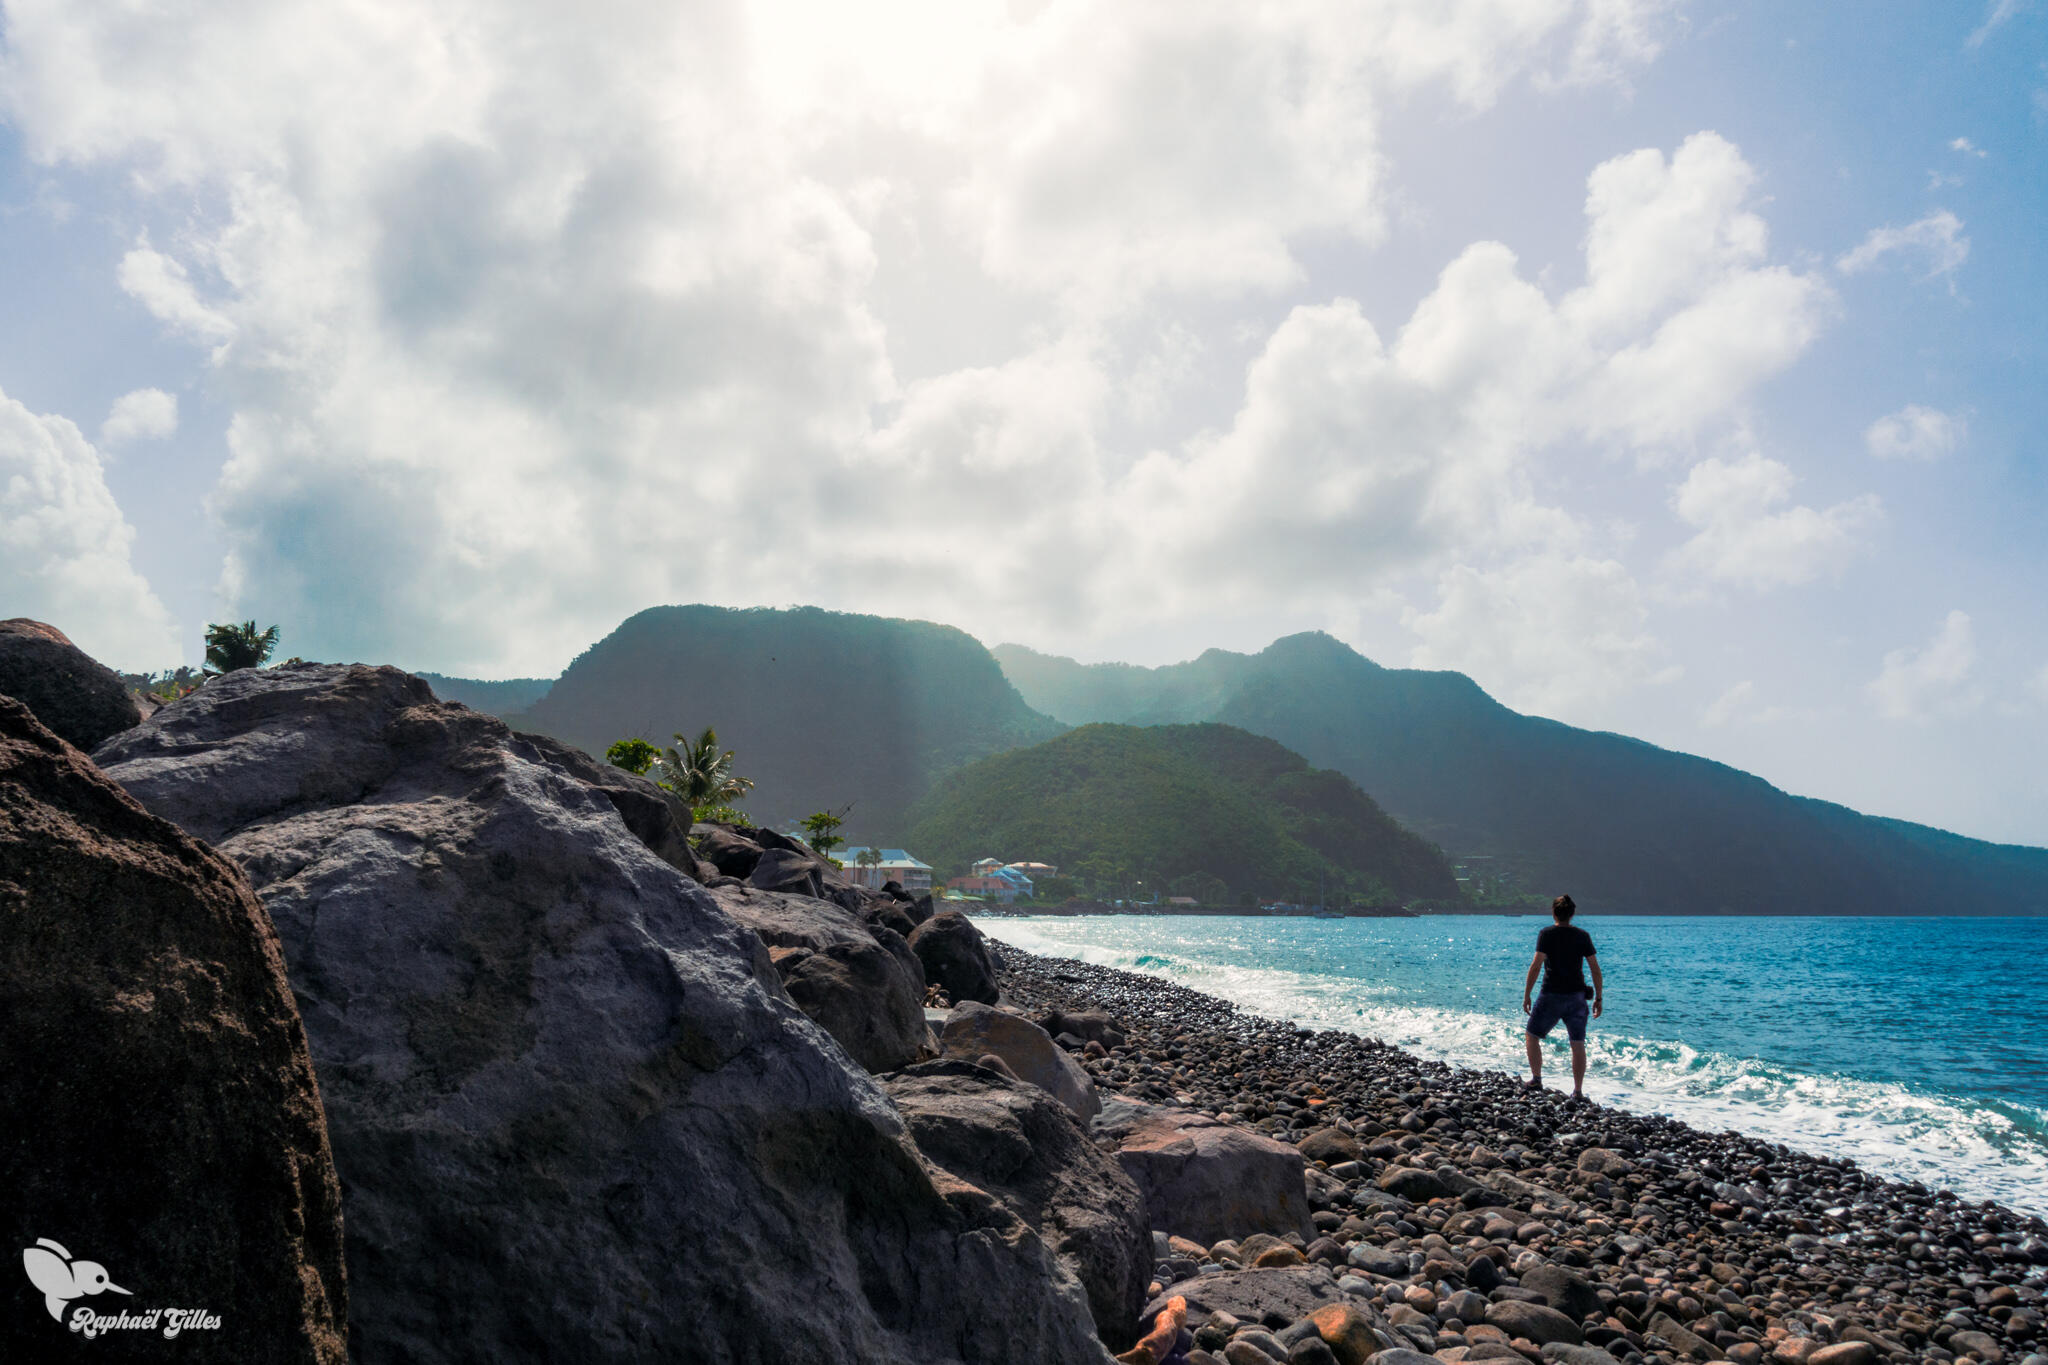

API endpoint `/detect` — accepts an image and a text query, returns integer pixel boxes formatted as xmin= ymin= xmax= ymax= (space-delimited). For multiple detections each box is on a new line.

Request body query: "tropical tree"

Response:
xmin=856 ymin=844 xmax=884 ymax=873
xmin=204 ymin=621 xmax=280 ymax=673
xmin=604 ymin=738 xmax=660 ymax=776
xmin=657 ymin=727 xmax=755 ymax=816
xmin=800 ymin=810 xmax=846 ymax=858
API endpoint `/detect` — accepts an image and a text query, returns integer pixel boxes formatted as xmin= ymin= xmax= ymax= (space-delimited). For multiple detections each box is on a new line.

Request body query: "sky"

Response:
xmin=1 ymin=1 xmax=2044 ymax=847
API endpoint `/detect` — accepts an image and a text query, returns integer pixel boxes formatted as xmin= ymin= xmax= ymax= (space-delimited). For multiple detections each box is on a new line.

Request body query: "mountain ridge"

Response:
xmin=994 ymin=632 xmax=2048 ymax=915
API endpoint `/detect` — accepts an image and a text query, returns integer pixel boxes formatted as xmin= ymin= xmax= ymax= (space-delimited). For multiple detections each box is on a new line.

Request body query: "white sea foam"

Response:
xmin=986 ymin=918 xmax=2048 ymax=1215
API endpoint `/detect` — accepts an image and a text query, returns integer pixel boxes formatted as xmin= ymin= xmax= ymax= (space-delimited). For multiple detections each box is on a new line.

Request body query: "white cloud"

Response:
xmin=1405 ymin=553 xmax=1678 ymax=719
xmin=1666 ymin=450 xmax=1881 ymax=590
xmin=0 ymin=383 xmax=179 ymax=669
xmin=1868 ymin=610 xmax=1980 ymax=720
xmin=1837 ymin=210 xmax=1970 ymax=285
xmin=1949 ymin=136 xmax=1988 ymax=157
xmin=1966 ymin=0 xmax=2031 ymax=48
xmin=99 ymin=388 xmax=179 ymax=446
xmin=116 ymin=245 xmax=235 ymax=345
xmin=3 ymin=1 xmax=1822 ymax=680
xmin=1864 ymin=404 xmax=1965 ymax=461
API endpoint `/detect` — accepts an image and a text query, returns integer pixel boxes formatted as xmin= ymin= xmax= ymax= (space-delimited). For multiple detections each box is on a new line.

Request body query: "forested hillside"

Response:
xmin=904 ymin=722 xmax=1461 ymax=905
xmin=504 ymin=605 xmax=1064 ymax=831
xmin=994 ymin=634 xmax=2048 ymax=915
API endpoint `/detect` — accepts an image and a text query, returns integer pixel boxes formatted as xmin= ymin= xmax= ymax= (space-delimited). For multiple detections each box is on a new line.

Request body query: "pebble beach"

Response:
xmin=990 ymin=939 xmax=2048 ymax=1365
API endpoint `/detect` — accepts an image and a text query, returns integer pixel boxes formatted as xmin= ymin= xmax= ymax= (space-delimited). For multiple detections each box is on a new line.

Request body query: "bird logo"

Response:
xmin=21 ymin=1239 xmax=130 ymax=1322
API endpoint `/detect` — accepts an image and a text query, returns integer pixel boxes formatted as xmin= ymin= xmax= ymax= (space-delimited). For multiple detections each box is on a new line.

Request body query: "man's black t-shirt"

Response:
xmin=1536 ymin=924 xmax=1596 ymax=996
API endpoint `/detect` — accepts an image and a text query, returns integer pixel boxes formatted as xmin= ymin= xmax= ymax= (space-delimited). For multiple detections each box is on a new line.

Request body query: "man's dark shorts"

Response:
xmin=1527 ymin=991 xmax=1590 ymax=1043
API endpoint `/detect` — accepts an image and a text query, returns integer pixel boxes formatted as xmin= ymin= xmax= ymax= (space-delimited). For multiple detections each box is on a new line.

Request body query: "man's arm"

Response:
xmin=1588 ymin=953 xmax=1604 ymax=1018
xmin=1523 ymin=953 xmax=1544 ymax=1012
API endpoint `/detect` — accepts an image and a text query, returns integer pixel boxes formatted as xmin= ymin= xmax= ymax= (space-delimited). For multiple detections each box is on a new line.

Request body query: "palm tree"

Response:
xmin=657 ymin=727 xmax=755 ymax=813
xmin=204 ymin=621 xmax=280 ymax=673
xmin=855 ymin=843 xmax=884 ymax=887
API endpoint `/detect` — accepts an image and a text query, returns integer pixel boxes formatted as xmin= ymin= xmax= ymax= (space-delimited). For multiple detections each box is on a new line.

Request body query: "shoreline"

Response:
xmin=988 ymin=939 xmax=2048 ymax=1365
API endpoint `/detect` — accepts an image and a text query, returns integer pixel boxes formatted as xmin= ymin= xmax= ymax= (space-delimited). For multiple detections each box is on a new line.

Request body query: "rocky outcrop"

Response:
xmin=909 ymin=909 xmax=1000 ymax=1004
xmin=1092 ymin=1098 xmax=1315 ymax=1246
xmin=518 ymin=730 xmax=704 ymax=877
xmin=883 ymin=1060 xmax=1151 ymax=1346
xmin=938 ymin=1001 xmax=1101 ymax=1121
xmin=708 ymin=883 xmax=930 ymax=1072
xmin=95 ymin=664 xmax=1113 ymax=1365
xmin=0 ymin=695 xmax=346 ymax=1363
xmin=0 ymin=618 xmax=140 ymax=750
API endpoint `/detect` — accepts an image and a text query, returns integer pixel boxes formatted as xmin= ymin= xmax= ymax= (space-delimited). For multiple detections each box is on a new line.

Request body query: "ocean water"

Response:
xmin=980 ymin=913 xmax=2048 ymax=1216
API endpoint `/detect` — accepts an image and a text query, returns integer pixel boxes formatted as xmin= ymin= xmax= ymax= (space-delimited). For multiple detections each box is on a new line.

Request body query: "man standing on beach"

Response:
xmin=1523 ymin=894 xmax=1603 ymax=1102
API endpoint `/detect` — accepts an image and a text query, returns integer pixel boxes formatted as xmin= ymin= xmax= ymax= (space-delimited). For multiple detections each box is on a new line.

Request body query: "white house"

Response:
xmin=835 ymin=847 xmax=934 ymax=894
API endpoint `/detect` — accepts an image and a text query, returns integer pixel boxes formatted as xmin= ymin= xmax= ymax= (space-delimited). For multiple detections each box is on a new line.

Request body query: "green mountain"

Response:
xmin=992 ymin=633 xmax=2048 ymax=916
xmin=504 ymin=605 xmax=1065 ymax=831
xmin=416 ymin=673 xmax=553 ymax=715
xmin=904 ymin=722 xmax=1462 ymax=905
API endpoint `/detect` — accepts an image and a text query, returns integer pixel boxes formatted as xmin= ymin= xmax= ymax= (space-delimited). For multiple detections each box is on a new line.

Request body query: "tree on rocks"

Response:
xmin=658 ymin=725 xmax=755 ymax=816
xmin=802 ymin=808 xmax=847 ymax=857
xmin=603 ymin=737 xmax=659 ymax=775
xmin=204 ymin=619 xmax=280 ymax=672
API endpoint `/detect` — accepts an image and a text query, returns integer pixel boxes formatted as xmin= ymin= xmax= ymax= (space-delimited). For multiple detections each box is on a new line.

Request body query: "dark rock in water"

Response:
xmin=710 ymin=883 xmax=930 ymax=1072
xmin=909 ymin=908 xmax=1000 ymax=1004
xmin=938 ymin=1001 xmax=1101 ymax=1121
xmin=0 ymin=618 xmax=140 ymax=750
xmin=1142 ymin=1265 xmax=1348 ymax=1332
xmin=749 ymin=846 xmax=826 ymax=897
xmin=0 ymin=695 xmax=346 ymax=1363
xmin=1094 ymin=1099 xmax=1314 ymax=1245
xmin=1518 ymin=1263 xmax=1601 ymax=1325
xmin=884 ymin=1060 xmax=1150 ymax=1346
xmin=96 ymin=664 xmax=1112 ymax=1365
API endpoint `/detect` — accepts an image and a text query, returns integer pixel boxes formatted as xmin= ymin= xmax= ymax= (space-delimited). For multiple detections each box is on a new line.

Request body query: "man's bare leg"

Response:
xmin=1524 ymin=1032 xmax=1543 ymax=1087
xmin=1570 ymin=1040 xmax=1587 ymax=1097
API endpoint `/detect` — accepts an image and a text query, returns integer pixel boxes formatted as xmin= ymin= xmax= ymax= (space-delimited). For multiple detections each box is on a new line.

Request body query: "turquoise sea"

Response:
xmin=979 ymin=913 xmax=2048 ymax=1215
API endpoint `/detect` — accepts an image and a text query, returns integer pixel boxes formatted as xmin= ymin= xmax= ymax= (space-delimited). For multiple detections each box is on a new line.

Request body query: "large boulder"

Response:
xmin=517 ymin=730 xmax=701 ymax=876
xmin=909 ymin=909 xmax=1000 ymax=1004
xmin=95 ymin=665 xmax=1112 ymax=1365
xmin=1093 ymin=1099 xmax=1315 ymax=1246
xmin=939 ymin=1001 xmax=1101 ymax=1121
xmin=0 ymin=695 xmax=346 ymax=1363
xmin=883 ymin=1060 xmax=1151 ymax=1347
xmin=0 ymin=618 xmax=141 ymax=750
xmin=1141 ymin=1265 xmax=1353 ymax=1332
xmin=709 ymin=883 xmax=930 ymax=1072
xmin=749 ymin=846 xmax=826 ymax=897
xmin=1519 ymin=1263 xmax=1601 ymax=1324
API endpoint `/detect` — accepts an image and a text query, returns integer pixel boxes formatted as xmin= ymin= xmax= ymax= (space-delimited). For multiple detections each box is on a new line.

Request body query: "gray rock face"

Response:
xmin=0 ymin=618 xmax=140 ymax=750
xmin=95 ymin=664 xmax=1112 ymax=1365
xmin=909 ymin=909 xmax=1000 ymax=1004
xmin=939 ymin=1001 xmax=1101 ymax=1121
xmin=1143 ymin=1265 xmax=1348 ymax=1331
xmin=1518 ymin=1263 xmax=1600 ymax=1325
xmin=883 ymin=1060 xmax=1151 ymax=1347
xmin=516 ymin=730 xmax=702 ymax=876
xmin=709 ymin=883 xmax=930 ymax=1072
xmin=749 ymin=845 xmax=826 ymax=897
xmin=1094 ymin=1099 xmax=1315 ymax=1246
xmin=1 ymin=695 xmax=346 ymax=1364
